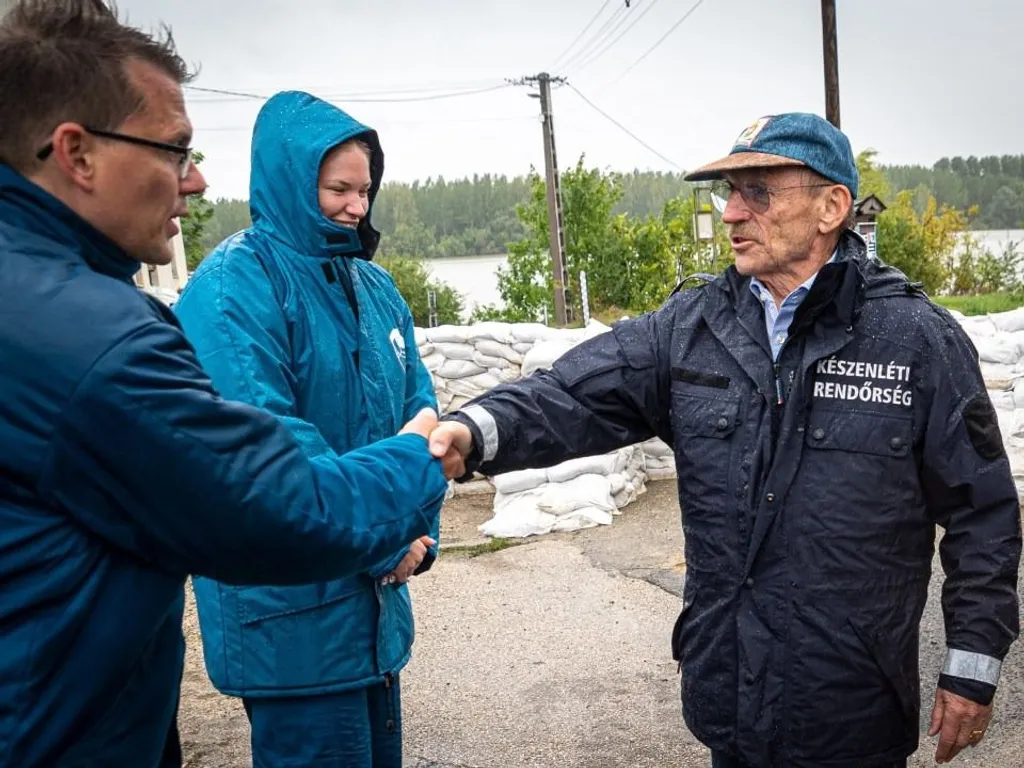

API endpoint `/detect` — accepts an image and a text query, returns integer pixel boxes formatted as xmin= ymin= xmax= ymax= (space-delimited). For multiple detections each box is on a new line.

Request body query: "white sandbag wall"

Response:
xmin=950 ymin=308 xmax=1024 ymax=496
xmin=417 ymin=320 xmax=652 ymax=537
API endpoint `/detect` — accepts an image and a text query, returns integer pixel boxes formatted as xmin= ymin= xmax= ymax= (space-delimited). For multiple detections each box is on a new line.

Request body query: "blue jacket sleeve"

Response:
xmin=405 ymin=309 xmax=441 ymax=572
xmin=38 ymin=317 xmax=448 ymax=586
xmin=370 ymin=299 xmax=441 ymax=577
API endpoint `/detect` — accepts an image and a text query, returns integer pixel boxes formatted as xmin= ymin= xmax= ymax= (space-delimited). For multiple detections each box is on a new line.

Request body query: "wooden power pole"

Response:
xmin=821 ymin=0 xmax=841 ymax=128
xmin=510 ymin=72 xmax=571 ymax=326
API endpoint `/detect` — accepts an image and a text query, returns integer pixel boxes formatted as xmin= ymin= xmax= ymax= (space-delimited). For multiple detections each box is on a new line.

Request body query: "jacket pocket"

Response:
xmin=238 ymin=577 xmax=366 ymax=625
xmin=848 ymin=613 xmax=920 ymax=722
xmin=672 ymin=389 xmax=740 ymax=438
xmin=670 ymin=389 xmax=741 ymax=530
xmin=803 ymin=406 xmax=912 ymax=458
xmin=798 ymin=407 xmax=919 ymax=545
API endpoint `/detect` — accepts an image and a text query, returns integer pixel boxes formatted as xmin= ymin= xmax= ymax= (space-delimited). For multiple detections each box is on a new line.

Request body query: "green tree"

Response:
xmin=876 ymin=191 xmax=969 ymax=294
xmin=203 ymin=198 xmax=251 ymax=252
xmin=985 ymin=186 xmax=1024 ymax=229
xmin=376 ymin=255 xmax=463 ymax=326
xmin=181 ymin=150 xmax=214 ymax=271
xmin=855 ymin=148 xmax=892 ymax=201
xmin=480 ymin=157 xmax=730 ymax=323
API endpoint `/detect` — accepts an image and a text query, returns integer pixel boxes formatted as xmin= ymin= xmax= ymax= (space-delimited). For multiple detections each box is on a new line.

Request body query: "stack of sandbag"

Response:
xmin=415 ymin=320 xmax=613 ymax=412
xmin=950 ymin=308 xmax=1024 ymax=496
xmin=414 ymin=322 xmax=527 ymax=413
xmin=639 ymin=438 xmax=676 ymax=479
xmin=479 ymin=444 xmax=648 ymax=538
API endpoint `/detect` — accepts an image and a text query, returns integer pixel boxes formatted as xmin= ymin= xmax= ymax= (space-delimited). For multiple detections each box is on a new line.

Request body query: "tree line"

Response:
xmin=185 ymin=151 xmax=1024 ymax=326
xmin=197 ymin=156 xmax=1024 ymax=268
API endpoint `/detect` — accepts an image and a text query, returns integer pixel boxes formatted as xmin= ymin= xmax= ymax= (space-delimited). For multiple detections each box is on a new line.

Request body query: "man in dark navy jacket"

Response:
xmin=0 ymin=2 xmax=447 ymax=766
xmin=430 ymin=113 xmax=1022 ymax=767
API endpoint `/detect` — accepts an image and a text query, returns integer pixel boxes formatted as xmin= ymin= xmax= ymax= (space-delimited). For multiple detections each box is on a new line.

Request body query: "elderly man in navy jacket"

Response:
xmin=431 ymin=113 xmax=1022 ymax=767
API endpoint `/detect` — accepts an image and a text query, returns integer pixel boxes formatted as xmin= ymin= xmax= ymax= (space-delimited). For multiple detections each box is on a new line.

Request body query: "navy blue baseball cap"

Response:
xmin=685 ymin=113 xmax=859 ymax=198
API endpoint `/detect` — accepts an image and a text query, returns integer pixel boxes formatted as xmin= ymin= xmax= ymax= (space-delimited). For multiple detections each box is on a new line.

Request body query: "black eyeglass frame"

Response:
xmin=36 ymin=126 xmax=193 ymax=179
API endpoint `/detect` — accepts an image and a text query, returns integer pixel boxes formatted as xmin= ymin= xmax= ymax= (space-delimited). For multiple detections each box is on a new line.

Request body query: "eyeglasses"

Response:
xmin=709 ymin=179 xmax=832 ymax=214
xmin=36 ymin=126 xmax=193 ymax=180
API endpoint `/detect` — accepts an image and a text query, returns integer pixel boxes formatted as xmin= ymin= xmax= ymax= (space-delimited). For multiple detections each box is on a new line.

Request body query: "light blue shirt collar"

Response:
xmin=749 ymin=250 xmax=838 ymax=360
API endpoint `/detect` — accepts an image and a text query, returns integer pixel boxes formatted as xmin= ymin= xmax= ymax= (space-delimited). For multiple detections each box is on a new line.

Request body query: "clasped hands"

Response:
xmin=382 ymin=410 xmax=473 ymax=585
xmin=399 ymin=408 xmax=474 ymax=481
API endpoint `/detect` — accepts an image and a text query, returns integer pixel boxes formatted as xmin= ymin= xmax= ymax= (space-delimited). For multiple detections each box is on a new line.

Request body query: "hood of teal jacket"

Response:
xmin=249 ymin=90 xmax=383 ymax=260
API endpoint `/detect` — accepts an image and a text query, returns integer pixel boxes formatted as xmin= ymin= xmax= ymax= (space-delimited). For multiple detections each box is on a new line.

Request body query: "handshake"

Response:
xmin=383 ymin=408 xmax=474 ymax=586
xmin=399 ymin=407 xmax=473 ymax=481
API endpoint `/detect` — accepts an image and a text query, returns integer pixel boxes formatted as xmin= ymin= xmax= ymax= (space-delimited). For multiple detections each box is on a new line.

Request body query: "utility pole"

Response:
xmin=509 ymin=72 xmax=571 ymax=326
xmin=821 ymin=0 xmax=841 ymax=128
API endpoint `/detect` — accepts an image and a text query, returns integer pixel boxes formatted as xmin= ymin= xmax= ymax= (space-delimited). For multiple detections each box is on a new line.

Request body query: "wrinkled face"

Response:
xmin=318 ymin=142 xmax=371 ymax=228
xmin=719 ymin=167 xmax=830 ymax=279
xmin=87 ymin=60 xmax=206 ymax=265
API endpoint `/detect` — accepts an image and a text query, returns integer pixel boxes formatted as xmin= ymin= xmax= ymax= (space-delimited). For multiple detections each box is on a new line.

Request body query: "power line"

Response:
xmin=185 ymin=82 xmax=511 ymax=105
xmin=549 ymin=0 xmax=615 ymax=70
xmin=185 ymin=85 xmax=264 ymax=99
xmin=569 ymin=0 xmax=663 ymax=73
xmin=611 ymin=0 xmax=708 ymax=83
xmin=194 ymin=115 xmax=537 ymax=132
xmin=565 ymin=82 xmax=682 ymax=171
xmin=558 ymin=2 xmax=631 ymax=72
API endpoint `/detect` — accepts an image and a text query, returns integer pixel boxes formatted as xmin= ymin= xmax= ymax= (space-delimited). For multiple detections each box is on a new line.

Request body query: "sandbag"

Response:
xmin=546 ymin=451 xmax=625 ymax=483
xmin=642 ymin=438 xmax=674 ymax=459
xmin=474 ymin=339 xmax=524 ymax=364
xmin=433 ymin=342 xmax=476 ymax=361
xmin=973 ymin=332 xmax=1024 ymax=364
xmin=535 ymin=474 xmax=616 ymax=517
xmin=472 ymin=352 xmax=512 ymax=369
xmin=492 ymin=467 xmax=550 ymax=494
xmin=446 ymin=378 xmax=491 ymax=399
xmin=521 ymin=339 xmax=576 ymax=377
xmin=991 ymin=307 xmax=1024 ymax=334
xmin=493 ymin=366 xmax=522 ymax=384
xmin=436 ymin=359 xmax=486 ymax=379
xmin=420 ymin=351 xmax=445 ymax=371
xmin=511 ymin=323 xmax=552 ymax=344
xmin=466 ymin=321 xmax=514 ymax=344
xmin=480 ymin=478 xmax=617 ymax=538
xmin=427 ymin=325 xmax=472 ymax=344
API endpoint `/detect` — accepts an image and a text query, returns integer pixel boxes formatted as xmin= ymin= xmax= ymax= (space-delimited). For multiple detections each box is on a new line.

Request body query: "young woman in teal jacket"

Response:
xmin=174 ymin=90 xmax=440 ymax=768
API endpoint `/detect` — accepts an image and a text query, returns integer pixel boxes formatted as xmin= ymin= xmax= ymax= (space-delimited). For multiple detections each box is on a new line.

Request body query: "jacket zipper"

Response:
xmin=773 ymin=362 xmax=785 ymax=406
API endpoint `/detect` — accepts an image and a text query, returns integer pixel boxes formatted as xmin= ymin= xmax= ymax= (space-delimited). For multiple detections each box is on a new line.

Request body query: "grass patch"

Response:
xmin=934 ymin=293 xmax=1024 ymax=316
xmin=443 ymin=537 xmax=523 ymax=558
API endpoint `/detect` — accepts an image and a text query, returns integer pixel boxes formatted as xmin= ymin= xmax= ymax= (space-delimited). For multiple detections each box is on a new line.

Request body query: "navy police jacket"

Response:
xmin=446 ymin=231 xmax=1021 ymax=767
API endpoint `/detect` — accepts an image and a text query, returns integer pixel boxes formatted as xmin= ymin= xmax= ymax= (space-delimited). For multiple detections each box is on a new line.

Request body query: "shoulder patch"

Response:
xmin=963 ymin=394 xmax=1006 ymax=461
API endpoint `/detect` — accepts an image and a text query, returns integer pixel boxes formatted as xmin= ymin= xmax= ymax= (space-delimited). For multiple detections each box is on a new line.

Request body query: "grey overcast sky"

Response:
xmin=106 ymin=0 xmax=1022 ymax=200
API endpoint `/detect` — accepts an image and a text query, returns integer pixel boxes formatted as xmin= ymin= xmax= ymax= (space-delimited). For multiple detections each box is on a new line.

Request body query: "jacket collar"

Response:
xmin=715 ymin=229 xmax=875 ymax=329
xmin=0 ymin=163 xmax=140 ymax=282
